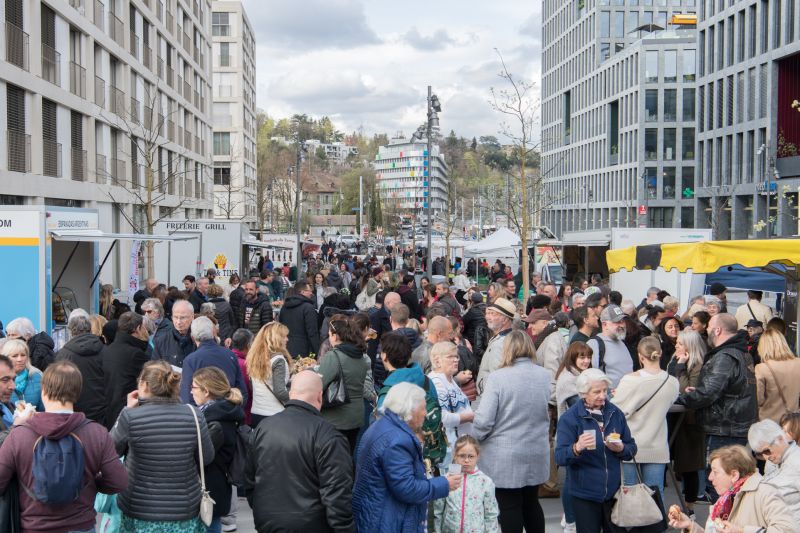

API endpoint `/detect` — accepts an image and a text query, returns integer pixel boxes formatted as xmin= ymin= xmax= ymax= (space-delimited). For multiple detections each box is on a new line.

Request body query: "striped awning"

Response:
xmin=607 ymin=239 xmax=800 ymax=274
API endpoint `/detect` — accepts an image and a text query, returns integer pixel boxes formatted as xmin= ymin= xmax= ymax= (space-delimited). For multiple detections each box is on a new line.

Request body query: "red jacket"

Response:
xmin=0 ymin=412 xmax=128 ymax=533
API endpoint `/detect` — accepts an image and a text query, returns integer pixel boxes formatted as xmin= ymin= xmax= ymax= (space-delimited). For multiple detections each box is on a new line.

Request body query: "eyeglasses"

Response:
xmin=455 ymin=453 xmax=477 ymax=460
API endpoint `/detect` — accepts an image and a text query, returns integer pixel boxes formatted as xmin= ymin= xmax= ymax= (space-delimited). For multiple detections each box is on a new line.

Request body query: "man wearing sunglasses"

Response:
xmin=748 ymin=419 xmax=800 ymax=519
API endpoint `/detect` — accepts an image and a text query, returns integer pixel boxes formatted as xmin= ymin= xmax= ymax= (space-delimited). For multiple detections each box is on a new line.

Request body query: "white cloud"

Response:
xmin=242 ymin=0 xmax=542 ymax=139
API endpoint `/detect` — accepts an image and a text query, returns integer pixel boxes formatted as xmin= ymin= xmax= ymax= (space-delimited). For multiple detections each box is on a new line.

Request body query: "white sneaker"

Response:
xmin=563 ymin=523 xmax=577 ymax=533
xmin=560 ymin=515 xmax=566 ymax=528
xmin=221 ymin=525 xmax=237 ymax=532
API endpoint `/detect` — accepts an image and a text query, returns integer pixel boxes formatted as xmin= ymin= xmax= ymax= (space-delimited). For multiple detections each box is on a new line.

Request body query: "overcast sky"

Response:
xmin=240 ymin=0 xmax=541 ymax=141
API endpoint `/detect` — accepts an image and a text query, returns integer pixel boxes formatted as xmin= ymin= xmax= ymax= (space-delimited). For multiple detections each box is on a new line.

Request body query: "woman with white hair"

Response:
xmin=555 ymin=368 xmax=637 ymax=532
xmin=428 ymin=341 xmax=474 ymax=469
xmin=353 ymin=382 xmax=460 ymax=533
xmin=5 ymin=317 xmax=55 ymax=371
xmin=0 ymin=339 xmax=44 ymax=411
xmin=747 ymin=419 xmax=800 ymax=521
xmin=705 ymin=295 xmax=722 ymax=316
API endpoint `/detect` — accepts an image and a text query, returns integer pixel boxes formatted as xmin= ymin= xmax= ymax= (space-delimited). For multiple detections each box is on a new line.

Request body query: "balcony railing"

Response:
xmin=70 ymin=61 xmax=86 ymax=98
xmin=94 ymin=75 xmax=105 ymax=107
xmin=143 ymin=43 xmax=152 ymax=70
xmin=7 ymin=130 xmax=31 ymax=173
xmin=95 ymin=153 xmax=106 ymax=183
xmin=110 ymin=157 xmax=125 ymax=186
xmin=130 ymin=33 xmax=139 ymax=59
xmin=93 ymin=0 xmax=104 ymax=30
xmin=130 ymin=97 xmax=140 ymax=124
xmin=41 ymin=44 xmax=60 ymax=85
xmin=71 ymin=148 xmax=87 ymax=181
xmin=42 ymin=139 xmax=62 ymax=177
xmin=6 ymin=22 xmax=30 ymax=71
xmin=109 ymin=12 xmax=124 ymax=47
xmin=110 ymin=85 xmax=125 ymax=116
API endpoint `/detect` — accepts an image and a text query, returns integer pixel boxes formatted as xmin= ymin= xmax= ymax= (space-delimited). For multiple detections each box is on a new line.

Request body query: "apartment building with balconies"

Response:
xmin=211 ymin=0 xmax=256 ymax=227
xmin=0 ymin=0 xmax=215 ymax=287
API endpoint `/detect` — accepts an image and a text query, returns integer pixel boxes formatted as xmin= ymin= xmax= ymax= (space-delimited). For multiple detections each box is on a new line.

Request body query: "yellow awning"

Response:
xmin=607 ymin=239 xmax=800 ymax=274
xmin=670 ymin=14 xmax=697 ymax=25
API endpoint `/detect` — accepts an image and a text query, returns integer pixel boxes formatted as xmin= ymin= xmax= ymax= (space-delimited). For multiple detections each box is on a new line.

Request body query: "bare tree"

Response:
xmin=214 ymin=139 xmax=248 ymax=220
xmin=442 ymin=180 xmax=464 ymax=278
xmin=99 ymin=84 xmax=205 ymax=278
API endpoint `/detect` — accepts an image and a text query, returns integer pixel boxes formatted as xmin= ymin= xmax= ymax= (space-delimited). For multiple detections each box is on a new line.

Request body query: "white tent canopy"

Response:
xmin=465 ymin=228 xmax=521 ymax=258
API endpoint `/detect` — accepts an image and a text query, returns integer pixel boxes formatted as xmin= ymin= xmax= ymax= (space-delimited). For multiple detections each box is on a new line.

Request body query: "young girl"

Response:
xmin=432 ymin=435 xmax=499 ymax=533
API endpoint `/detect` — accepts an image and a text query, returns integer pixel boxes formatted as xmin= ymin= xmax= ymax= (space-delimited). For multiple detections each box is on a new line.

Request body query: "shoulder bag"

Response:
xmin=188 ymin=405 xmax=215 ymax=526
xmin=625 ymin=373 xmax=671 ymax=418
xmin=322 ymin=350 xmax=350 ymax=408
xmin=610 ymin=457 xmax=667 ymax=529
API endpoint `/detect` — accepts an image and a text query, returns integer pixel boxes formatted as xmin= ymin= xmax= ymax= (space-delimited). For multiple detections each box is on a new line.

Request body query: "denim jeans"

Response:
xmin=561 ymin=469 xmax=575 ymax=524
xmin=206 ymin=518 xmax=221 ymax=533
xmin=623 ymin=462 xmax=666 ymax=500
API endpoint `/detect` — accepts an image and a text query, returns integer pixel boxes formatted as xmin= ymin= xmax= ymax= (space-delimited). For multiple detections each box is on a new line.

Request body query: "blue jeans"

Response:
xmin=623 ymin=462 xmax=666 ymax=500
xmin=206 ymin=518 xmax=221 ymax=533
xmin=561 ymin=469 xmax=575 ymax=524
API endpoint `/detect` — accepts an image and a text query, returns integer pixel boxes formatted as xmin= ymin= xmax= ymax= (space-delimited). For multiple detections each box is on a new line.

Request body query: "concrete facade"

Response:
xmin=0 ymin=0 xmax=215 ymax=287
xmin=211 ymin=0 xmax=256 ymax=226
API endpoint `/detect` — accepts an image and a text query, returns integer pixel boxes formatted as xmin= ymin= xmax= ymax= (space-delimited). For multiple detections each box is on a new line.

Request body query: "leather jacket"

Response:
xmin=677 ymin=331 xmax=757 ymax=438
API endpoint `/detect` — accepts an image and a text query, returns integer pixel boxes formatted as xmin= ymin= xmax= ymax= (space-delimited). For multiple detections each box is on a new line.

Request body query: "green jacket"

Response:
xmin=318 ymin=343 xmax=369 ymax=431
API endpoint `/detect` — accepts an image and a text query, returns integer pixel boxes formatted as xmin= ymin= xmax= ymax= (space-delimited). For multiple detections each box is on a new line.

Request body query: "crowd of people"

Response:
xmin=0 ymin=251 xmax=799 ymax=533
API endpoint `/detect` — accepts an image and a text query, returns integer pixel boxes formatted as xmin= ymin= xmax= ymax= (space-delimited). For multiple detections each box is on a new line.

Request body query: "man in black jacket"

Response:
xmin=245 ymin=371 xmax=353 ymax=532
xmin=397 ymin=274 xmax=423 ymax=321
xmin=462 ymin=292 xmax=489 ymax=364
xmin=102 ymin=312 xmax=150 ymax=429
xmin=676 ymin=312 xmax=756 ymax=498
xmin=188 ymin=277 xmax=209 ymax=313
xmin=278 ymin=282 xmax=321 ymax=358
xmin=237 ymin=280 xmax=273 ymax=335
xmin=152 ymin=299 xmax=195 ymax=368
xmin=55 ymin=313 xmax=106 ymax=426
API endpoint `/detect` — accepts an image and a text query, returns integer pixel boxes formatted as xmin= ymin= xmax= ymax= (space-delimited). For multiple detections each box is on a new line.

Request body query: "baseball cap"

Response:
xmin=524 ymin=308 xmax=552 ymax=324
xmin=746 ymin=319 xmax=764 ymax=329
xmin=488 ymin=298 xmax=517 ymax=320
xmin=599 ymin=304 xmax=625 ymax=323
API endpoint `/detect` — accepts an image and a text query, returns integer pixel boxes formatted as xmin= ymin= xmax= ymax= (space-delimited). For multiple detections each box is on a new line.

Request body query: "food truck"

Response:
xmin=153 ymin=219 xmax=298 ymax=288
xmin=0 ymin=206 xmax=195 ymax=340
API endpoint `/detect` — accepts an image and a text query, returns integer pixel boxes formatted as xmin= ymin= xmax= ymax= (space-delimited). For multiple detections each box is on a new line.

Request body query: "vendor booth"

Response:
xmin=0 ymin=206 xmax=196 ymax=338
xmin=607 ymin=239 xmax=800 ymax=350
xmin=465 ymin=228 xmax=522 ymax=276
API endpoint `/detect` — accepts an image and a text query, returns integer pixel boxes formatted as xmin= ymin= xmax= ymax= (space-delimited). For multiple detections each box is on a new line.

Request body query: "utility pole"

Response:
xmin=359 ymin=175 xmax=363 ymax=238
xmin=426 ymin=85 xmax=433 ymax=281
xmin=295 ymin=142 xmax=304 ymax=279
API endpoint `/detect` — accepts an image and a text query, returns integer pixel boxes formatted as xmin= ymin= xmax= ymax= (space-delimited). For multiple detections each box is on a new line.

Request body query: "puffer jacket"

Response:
xmin=110 ymin=398 xmax=214 ymax=521
xmin=27 ymin=331 xmax=56 ymax=371
xmin=56 ymin=333 xmax=106 ymax=425
xmin=555 ymin=400 xmax=637 ymax=503
xmin=278 ymin=294 xmax=320 ymax=357
xmin=209 ymin=297 xmax=236 ymax=340
xmin=676 ymin=330 xmax=757 ymax=438
xmin=319 ymin=343 xmax=369 ymax=431
xmin=245 ymin=400 xmax=354 ymax=532
xmin=202 ymin=399 xmax=245 ymax=519
xmin=353 ymin=409 xmax=449 ymax=533
xmin=237 ymin=293 xmax=273 ymax=335
xmin=151 ymin=319 xmax=194 ymax=368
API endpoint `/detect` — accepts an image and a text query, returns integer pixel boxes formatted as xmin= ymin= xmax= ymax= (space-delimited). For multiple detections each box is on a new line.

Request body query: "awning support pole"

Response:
xmin=53 ymin=242 xmax=81 ymax=290
xmin=90 ymin=240 xmax=118 ymax=288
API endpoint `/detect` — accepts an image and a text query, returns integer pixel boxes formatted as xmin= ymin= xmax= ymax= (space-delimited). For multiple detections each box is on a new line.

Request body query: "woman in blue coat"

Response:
xmin=555 ymin=368 xmax=637 ymax=533
xmin=353 ymin=382 xmax=460 ymax=533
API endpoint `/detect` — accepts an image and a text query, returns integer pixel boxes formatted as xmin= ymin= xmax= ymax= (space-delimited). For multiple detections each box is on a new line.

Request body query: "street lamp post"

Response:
xmin=295 ymin=142 xmax=306 ymax=278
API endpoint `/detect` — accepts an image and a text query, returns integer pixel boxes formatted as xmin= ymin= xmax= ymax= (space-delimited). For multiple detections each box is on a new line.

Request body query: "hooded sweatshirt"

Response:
xmin=377 ymin=362 xmax=436 ymax=410
xmin=0 ymin=412 xmax=128 ymax=533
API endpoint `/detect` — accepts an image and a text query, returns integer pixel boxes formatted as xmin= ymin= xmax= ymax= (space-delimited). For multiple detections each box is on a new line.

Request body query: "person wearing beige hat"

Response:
xmin=476 ymin=298 xmax=516 ymax=402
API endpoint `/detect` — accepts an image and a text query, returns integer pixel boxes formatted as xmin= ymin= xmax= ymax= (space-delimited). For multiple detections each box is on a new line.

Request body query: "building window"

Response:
xmin=664 ymin=128 xmax=676 ymax=160
xmin=664 ymin=89 xmax=677 ymax=121
xmin=214 ymin=165 xmax=231 ymax=185
xmin=219 ymin=42 xmax=230 ymax=67
xmin=682 ymin=128 xmax=695 ymax=159
xmin=212 ymin=12 xmax=230 ymax=36
xmin=600 ymin=11 xmax=610 ymax=38
xmin=682 ymin=49 xmax=696 ymax=82
xmin=683 ymin=88 xmax=695 ymax=121
xmin=645 ymin=167 xmax=658 ymax=199
xmin=681 ymin=167 xmax=695 ymax=198
xmin=664 ymin=50 xmax=677 ymax=83
xmin=645 ymin=51 xmax=658 ymax=83
xmin=663 ymin=167 xmax=676 ymax=199
xmin=645 ymin=129 xmax=658 ymax=160
xmin=213 ymin=132 xmax=230 ymax=155
xmin=613 ymin=11 xmax=624 ymax=38
xmin=645 ymin=89 xmax=659 ymax=122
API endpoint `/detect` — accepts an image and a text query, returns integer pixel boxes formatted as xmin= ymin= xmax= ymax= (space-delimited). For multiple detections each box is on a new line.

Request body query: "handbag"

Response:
xmin=610 ymin=458 xmax=666 ymax=528
xmin=0 ymin=477 xmax=21 ymax=533
xmin=188 ymin=405 xmax=215 ymax=527
xmin=322 ymin=350 xmax=350 ymax=408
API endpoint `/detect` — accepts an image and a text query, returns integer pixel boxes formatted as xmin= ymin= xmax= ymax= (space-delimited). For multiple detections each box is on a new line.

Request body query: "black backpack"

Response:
xmin=590 ymin=335 xmax=606 ymax=372
xmin=226 ymin=423 xmax=253 ymax=486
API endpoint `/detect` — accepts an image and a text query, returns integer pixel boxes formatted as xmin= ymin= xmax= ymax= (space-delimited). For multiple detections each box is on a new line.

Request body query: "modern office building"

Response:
xmin=0 ymin=0 xmax=215 ymax=286
xmin=374 ymin=136 xmax=449 ymax=223
xmin=211 ymin=0 xmax=256 ymax=226
xmin=695 ymin=0 xmax=800 ymax=239
xmin=541 ymin=0 xmax=699 ymax=237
